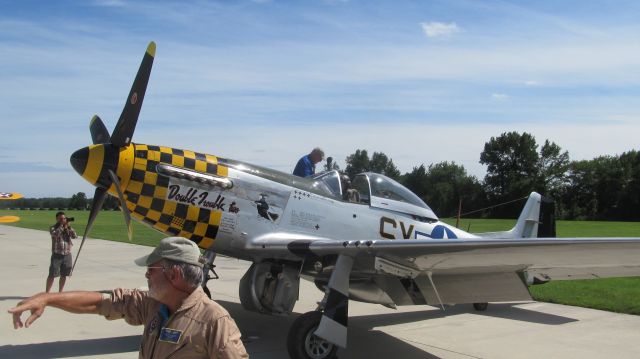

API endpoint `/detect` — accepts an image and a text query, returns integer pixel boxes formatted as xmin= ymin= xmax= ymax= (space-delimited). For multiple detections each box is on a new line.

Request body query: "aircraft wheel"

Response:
xmin=287 ymin=311 xmax=338 ymax=359
xmin=473 ymin=302 xmax=488 ymax=311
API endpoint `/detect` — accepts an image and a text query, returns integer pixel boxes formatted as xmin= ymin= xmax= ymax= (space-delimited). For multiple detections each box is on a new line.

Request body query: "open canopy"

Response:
xmin=312 ymin=170 xmax=438 ymax=221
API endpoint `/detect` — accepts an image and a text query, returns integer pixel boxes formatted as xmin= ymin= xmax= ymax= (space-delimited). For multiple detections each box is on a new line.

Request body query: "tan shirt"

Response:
xmin=99 ymin=287 xmax=248 ymax=359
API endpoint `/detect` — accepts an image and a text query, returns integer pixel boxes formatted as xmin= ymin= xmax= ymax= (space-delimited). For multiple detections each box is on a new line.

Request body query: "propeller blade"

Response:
xmin=90 ymin=115 xmax=111 ymax=144
xmin=71 ymin=187 xmax=107 ymax=274
xmin=108 ymin=169 xmax=133 ymax=241
xmin=110 ymin=41 xmax=156 ymax=147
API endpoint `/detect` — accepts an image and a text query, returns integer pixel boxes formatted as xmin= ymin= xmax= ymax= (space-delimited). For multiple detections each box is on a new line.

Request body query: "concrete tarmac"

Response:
xmin=1 ymin=224 xmax=640 ymax=359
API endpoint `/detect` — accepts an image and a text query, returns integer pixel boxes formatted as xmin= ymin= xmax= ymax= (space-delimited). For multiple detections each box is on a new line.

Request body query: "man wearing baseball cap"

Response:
xmin=9 ymin=237 xmax=248 ymax=358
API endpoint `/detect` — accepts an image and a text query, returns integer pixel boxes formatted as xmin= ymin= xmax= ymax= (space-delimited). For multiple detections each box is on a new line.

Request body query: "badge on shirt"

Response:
xmin=159 ymin=328 xmax=183 ymax=344
xmin=147 ymin=316 xmax=160 ymax=335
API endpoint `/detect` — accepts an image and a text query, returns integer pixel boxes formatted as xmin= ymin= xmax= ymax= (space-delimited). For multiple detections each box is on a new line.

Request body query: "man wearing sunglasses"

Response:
xmin=8 ymin=236 xmax=248 ymax=358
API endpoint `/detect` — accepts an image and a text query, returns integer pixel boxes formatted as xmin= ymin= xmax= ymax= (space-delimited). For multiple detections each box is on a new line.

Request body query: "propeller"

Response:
xmin=71 ymin=187 xmax=107 ymax=274
xmin=90 ymin=115 xmax=110 ymax=144
xmin=108 ymin=169 xmax=133 ymax=241
xmin=111 ymin=41 xmax=155 ymax=147
xmin=70 ymin=41 xmax=156 ymax=272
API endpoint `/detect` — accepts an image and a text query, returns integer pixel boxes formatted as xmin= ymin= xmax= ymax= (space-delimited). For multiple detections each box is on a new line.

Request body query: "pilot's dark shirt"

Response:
xmin=293 ymin=154 xmax=315 ymax=177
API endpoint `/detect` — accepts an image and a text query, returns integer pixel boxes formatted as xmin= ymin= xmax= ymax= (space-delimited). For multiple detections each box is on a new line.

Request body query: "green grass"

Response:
xmin=442 ymin=217 xmax=640 ymax=237
xmin=3 ymin=210 xmax=640 ymax=314
xmin=529 ymin=277 xmax=640 ymax=315
xmin=0 ymin=209 xmax=164 ymax=247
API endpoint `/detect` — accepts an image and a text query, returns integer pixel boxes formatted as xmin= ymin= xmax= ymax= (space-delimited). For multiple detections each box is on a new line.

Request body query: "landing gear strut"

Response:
xmin=287 ymin=254 xmax=354 ymax=358
xmin=287 ymin=311 xmax=338 ymax=359
xmin=201 ymin=250 xmax=218 ymax=299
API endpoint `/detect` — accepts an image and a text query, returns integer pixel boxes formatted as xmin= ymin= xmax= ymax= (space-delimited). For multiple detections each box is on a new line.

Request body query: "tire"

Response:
xmin=473 ymin=302 xmax=488 ymax=311
xmin=287 ymin=311 xmax=338 ymax=359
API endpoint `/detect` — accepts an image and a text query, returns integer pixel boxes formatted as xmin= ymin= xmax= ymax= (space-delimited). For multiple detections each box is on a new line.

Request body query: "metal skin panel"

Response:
xmin=418 ymin=272 xmax=533 ymax=304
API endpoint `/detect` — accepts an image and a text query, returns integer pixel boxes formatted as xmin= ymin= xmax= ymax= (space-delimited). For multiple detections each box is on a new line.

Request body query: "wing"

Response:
xmin=250 ymin=235 xmax=640 ymax=278
xmin=0 ymin=192 xmax=23 ymax=200
xmin=247 ymin=235 xmax=640 ymax=305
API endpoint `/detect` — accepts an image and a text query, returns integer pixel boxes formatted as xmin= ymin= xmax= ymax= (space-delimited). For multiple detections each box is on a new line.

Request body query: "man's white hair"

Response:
xmin=311 ymin=147 xmax=324 ymax=156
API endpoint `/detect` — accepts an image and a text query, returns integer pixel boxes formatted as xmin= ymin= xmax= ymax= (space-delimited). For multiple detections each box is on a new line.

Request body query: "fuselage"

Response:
xmin=70 ymin=143 xmax=477 ymax=261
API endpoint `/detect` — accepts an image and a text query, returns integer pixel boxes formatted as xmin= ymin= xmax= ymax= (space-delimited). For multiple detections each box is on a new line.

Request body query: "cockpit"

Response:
xmin=311 ymin=170 xmax=438 ymax=221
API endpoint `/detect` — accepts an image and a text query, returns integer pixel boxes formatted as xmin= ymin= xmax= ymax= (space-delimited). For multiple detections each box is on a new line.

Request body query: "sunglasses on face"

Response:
xmin=146 ymin=266 xmax=166 ymax=272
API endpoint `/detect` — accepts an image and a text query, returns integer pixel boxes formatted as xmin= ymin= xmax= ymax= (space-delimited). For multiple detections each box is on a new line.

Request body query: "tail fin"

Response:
xmin=510 ymin=192 xmax=542 ymax=238
xmin=477 ymin=192 xmax=556 ymax=239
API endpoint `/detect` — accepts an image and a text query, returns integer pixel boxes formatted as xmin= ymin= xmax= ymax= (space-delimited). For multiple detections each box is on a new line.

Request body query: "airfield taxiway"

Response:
xmin=1 ymin=224 xmax=640 ymax=359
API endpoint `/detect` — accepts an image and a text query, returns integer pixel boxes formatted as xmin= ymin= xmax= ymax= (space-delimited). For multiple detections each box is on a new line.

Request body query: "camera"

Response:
xmin=67 ymin=217 xmax=75 ymax=222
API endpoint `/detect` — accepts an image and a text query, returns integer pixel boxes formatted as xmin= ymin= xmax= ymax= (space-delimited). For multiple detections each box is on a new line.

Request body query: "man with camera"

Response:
xmin=46 ymin=211 xmax=77 ymax=292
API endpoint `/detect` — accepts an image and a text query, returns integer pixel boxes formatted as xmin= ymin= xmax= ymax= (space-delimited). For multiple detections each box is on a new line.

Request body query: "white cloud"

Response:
xmin=492 ymin=93 xmax=509 ymax=101
xmin=92 ymin=0 xmax=127 ymax=7
xmin=420 ymin=22 xmax=460 ymax=38
xmin=524 ymin=80 xmax=539 ymax=86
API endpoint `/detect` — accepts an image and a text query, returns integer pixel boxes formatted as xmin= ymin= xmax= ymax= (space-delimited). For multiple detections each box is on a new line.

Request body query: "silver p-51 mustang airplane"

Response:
xmin=69 ymin=42 xmax=640 ymax=359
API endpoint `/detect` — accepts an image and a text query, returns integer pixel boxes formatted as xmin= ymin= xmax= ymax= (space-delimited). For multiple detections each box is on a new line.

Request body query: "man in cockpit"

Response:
xmin=293 ymin=147 xmax=324 ymax=177
xmin=341 ymin=174 xmax=360 ymax=203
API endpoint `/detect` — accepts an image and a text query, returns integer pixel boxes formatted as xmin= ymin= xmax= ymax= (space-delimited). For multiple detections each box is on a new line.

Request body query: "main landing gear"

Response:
xmin=287 ymin=311 xmax=338 ymax=359
xmin=201 ymin=250 xmax=218 ymax=299
xmin=287 ymin=254 xmax=354 ymax=359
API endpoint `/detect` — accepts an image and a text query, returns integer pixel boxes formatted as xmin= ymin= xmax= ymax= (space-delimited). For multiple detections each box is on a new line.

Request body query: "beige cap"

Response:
xmin=135 ymin=237 xmax=204 ymax=267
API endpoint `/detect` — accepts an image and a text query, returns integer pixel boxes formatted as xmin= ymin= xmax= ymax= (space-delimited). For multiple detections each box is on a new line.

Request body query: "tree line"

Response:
xmin=4 ymin=131 xmax=638 ymax=221
xmin=338 ymin=131 xmax=640 ymax=221
xmin=0 ymin=192 xmax=121 ymax=211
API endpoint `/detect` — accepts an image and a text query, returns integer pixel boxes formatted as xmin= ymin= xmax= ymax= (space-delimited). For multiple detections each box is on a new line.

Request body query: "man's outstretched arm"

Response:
xmin=8 ymin=291 xmax=103 ymax=329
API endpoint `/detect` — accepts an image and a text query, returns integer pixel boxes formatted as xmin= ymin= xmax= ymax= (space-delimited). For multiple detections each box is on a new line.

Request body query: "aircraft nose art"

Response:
xmin=70 ymin=144 xmax=134 ymax=190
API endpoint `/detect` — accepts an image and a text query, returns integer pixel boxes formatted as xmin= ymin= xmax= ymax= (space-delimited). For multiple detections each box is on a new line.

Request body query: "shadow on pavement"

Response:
xmin=0 ymin=296 xmax=27 ymax=301
xmin=471 ymin=303 xmax=578 ymax=325
xmin=350 ymin=302 xmax=577 ymax=328
xmin=219 ymin=299 xmax=577 ymax=358
xmin=218 ymin=300 xmax=441 ymax=359
xmin=0 ymin=335 xmax=141 ymax=359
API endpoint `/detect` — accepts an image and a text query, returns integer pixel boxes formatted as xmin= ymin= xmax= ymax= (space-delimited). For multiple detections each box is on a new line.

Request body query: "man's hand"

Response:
xmin=8 ymin=293 xmax=48 ymax=329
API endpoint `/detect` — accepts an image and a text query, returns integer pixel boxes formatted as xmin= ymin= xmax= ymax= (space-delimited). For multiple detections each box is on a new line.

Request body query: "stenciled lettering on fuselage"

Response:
xmin=166 ymin=181 xmax=226 ymax=211
xmin=379 ymin=216 xmax=458 ymax=239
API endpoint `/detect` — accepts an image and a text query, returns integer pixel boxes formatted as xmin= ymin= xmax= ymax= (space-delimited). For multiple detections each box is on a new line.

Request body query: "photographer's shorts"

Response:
xmin=49 ymin=253 xmax=72 ymax=277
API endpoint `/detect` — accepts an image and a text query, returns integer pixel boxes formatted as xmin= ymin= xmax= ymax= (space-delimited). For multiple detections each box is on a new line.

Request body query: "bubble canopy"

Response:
xmin=353 ymin=172 xmax=438 ymax=221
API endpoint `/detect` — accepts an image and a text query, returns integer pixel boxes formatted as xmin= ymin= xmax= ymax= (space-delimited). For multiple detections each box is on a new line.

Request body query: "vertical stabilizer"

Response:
xmin=511 ymin=192 xmax=542 ymax=238
xmin=476 ymin=192 xmax=544 ymax=239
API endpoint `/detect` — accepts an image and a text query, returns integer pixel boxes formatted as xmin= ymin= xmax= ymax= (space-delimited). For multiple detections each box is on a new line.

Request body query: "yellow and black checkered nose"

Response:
xmin=70 ymin=144 xmax=120 ymax=188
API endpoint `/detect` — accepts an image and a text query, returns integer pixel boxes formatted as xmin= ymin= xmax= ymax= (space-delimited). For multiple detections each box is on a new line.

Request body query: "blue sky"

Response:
xmin=2 ymin=0 xmax=640 ymax=197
